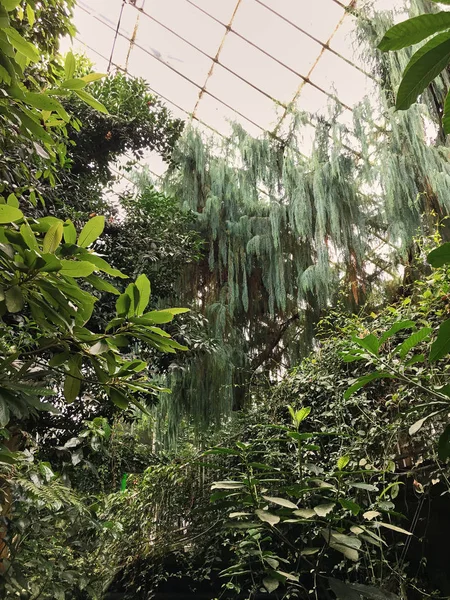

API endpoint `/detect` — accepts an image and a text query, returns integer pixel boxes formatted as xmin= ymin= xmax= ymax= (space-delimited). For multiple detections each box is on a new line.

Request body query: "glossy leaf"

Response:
xmin=78 ymin=216 xmax=105 ymax=248
xmin=64 ymin=51 xmax=76 ymax=79
xmin=75 ymin=89 xmax=108 ymax=114
xmin=378 ymin=12 xmax=450 ymax=51
xmin=430 ymin=318 xmax=450 ymax=361
xmin=0 ymin=203 xmax=23 ymax=223
xmin=262 ymin=495 xmax=297 ymax=509
xmin=438 ymin=424 xmax=450 ymax=461
xmin=135 ymin=274 xmax=151 ymax=316
xmin=255 ymin=509 xmax=280 ymax=526
xmin=42 ymin=221 xmax=63 ymax=253
xmin=395 ymin=327 xmax=431 ymax=358
xmin=344 ymin=371 xmax=393 ymax=400
xmin=59 ymin=260 xmax=96 ymax=278
xmin=428 ymin=242 xmax=450 ymax=267
xmin=396 ymin=32 xmax=450 ymax=110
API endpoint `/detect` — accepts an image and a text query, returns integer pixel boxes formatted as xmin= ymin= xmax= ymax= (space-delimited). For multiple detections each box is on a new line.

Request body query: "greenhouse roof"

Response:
xmin=64 ymin=0 xmax=397 ymax=175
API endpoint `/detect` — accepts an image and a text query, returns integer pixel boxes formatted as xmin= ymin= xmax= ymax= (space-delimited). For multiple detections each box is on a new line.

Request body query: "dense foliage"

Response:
xmin=2 ymin=1 xmax=450 ymax=600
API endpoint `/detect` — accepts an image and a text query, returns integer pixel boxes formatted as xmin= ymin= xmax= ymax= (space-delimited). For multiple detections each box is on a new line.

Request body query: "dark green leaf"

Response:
xmin=379 ymin=320 xmax=415 ymax=344
xmin=430 ymin=318 xmax=450 ymax=361
xmin=75 ymin=89 xmax=108 ymax=114
xmin=395 ymin=327 xmax=431 ymax=358
xmin=5 ymin=285 xmax=23 ymax=312
xmin=352 ymin=333 xmax=379 ymax=355
xmin=378 ymin=12 xmax=450 ymax=51
xmin=344 ymin=372 xmax=393 ymax=400
xmin=427 ymin=242 xmax=450 ymax=267
xmin=396 ymin=32 xmax=450 ymax=110
xmin=64 ymin=355 xmax=82 ymax=403
xmin=438 ymin=424 xmax=450 ymax=461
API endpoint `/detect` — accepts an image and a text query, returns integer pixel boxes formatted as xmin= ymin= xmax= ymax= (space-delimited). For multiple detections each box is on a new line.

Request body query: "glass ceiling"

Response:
xmin=62 ymin=0 xmax=400 ymax=177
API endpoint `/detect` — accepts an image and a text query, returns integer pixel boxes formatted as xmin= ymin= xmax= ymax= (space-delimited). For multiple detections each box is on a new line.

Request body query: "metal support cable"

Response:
xmin=76 ymin=29 xmax=362 ymax=160
xmin=193 ymin=0 xmax=242 ymax=117
xmin=183 ymin=0 xmax=354 ymax=112
xmin=274 ymin=2 xmax=351 ymax=134
xmin=107 ymin=0 xmax=125 ymax=73
xmin=120 ymin=6 xmax=286 ymax=110
xmin=77 ymin=4 xmax=267 ymax=132
xmin=255 ymin=0 xmax=377 ymax=83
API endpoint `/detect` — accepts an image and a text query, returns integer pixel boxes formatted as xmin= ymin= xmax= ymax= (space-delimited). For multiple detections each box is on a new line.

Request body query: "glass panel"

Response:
xmin=126 ymin=46 xmax=200 ymax=112
xmin=259 ymin=0 xmax=345 ymax=41
xmin=219 ymin=33 xmax=300 ymax=105
xmin=233 ymin=0 xmax=322 ymax=76
xmin=142 ymin=0 xmax=225 ymax=56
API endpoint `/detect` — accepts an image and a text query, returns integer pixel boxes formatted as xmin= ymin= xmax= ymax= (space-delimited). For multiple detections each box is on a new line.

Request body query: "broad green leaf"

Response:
xmin=263 ymin=578 xmax=279 ymax=594
xmin=375 ymin=522 xmax=412 ymax=536
xmin=428 ymin=242 xmax=450 ymax=267
xmin=63 ymin=220 xmax=77 ymax=244
xmin=337 ymin=455 xmax=350 ymax=470
xmin=5 ymin=285 xmax=23 ymax=312
xmin=0 ymin=204 xmax=23 ymax=223
xmin=64 ymin=355 xmax=82 ymax=403
xmin=64 ymin=51 xmax=76 ymax=79
xmin=396 ymin=32 xmax=450 ymax=110
xmin=444 ymin=88 xmax=450 ymax=135
xmin=262 ymin=495 xmax=297 ymax=509
xmin=4 ymin=27 xmax=39 ymax=61
xmin=78 ymin=216 xmax=105 ymax=248
xmin=6 ymin=192 xmax=18 ymax=207
xmin=80 ymin=252 xmax=128 ymax=278
xmin=295 ymin=405 xmax=311 ymax=424
xmin=59 ymin=260 xmax=96 ymax=277
xmin=329 ymin=578 xmax=362 ymax=600
xmin=379 ymin=320 xmax=415 ymax=344
xmin=395 ymin=327 xmax=431 ymax=358
xmin=363 ymin=510 xmax=381 ymax=521
xmin=1 ymin=0 xmax=21 ymax=10
xmin=20 ymin=223 xmax=38 ymax=250
xmin=110 ymin=388 xmax=128 ymax=409
xmin=211 ymin=481 xmax=244 ymax=490
xmin=409 ymin=410 xmax=441 ymax=435
xmin=75 ymin=89 xmax=108 ymax=114
xmin=26 ymin=3 xmax=34 ymax=27
xmin=81 ymin=72 xmax=107 ymax=83
xmin=339 ymin=498 xmax=360 ymax=516
xmin=116 ymin=292 xmax=131 ymax=317
xmin=438 ymin=424 xmax=450 ymax=461
xmin=23 ymin=91 xmax=69 ymax=120
xmin=344 ymin=371 xmax=393 ymax=400
xmin=139 ymin=310 xmax=174 ymax=324
xmin=42 ymin=221 xmax=63 ymax=253
xmin=135 ymin=274 xmax=151 ymax=316
xmin=349 ymin=583 xmax=400 ymax=600
xmin=430 ymin=318 xmax=450 ymax=361
xmin=352 ymin=333 xmax=379 ymax=356
xmin=86 ymin=274 xmax=120 ymax=295
xmin=293 ymin=508 xmax=315 ymax=518
xmin=351 ymin=482 xmax=378 ymax=491
xmin=378 ymin=12 xmax=450 ymax=51
xmin=314 ymin=503 xmax=335 ymax=517
xmin=61 ymin=78 xmax=87 ymax=90
xmin=255 ymin=509 xmax=280 ymax=525
xmin=274 ymin=570 xmax=299 ymax=582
